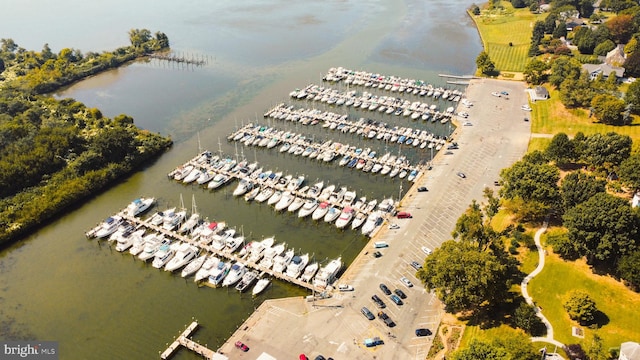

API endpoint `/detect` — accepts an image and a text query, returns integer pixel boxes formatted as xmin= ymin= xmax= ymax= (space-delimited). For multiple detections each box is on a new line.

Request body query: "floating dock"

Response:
xmin=160 ymin=321 xmax=224 ymax=360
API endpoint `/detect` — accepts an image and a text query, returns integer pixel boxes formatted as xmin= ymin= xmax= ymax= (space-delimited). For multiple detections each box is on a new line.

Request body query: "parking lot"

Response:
xmin=219 ymin=78 xmax=531 ymax=359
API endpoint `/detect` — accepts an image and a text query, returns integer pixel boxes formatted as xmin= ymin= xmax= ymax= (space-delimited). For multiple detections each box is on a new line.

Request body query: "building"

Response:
xmin=527 ymin=86 xmax=550 ymax=102
xmin=606 ymin=44 xmax=627 ymax=67
xmin=620 ymin=341 xmax=640 ymax=360
xmin=582 ymin=63 xmax=625 ymax=81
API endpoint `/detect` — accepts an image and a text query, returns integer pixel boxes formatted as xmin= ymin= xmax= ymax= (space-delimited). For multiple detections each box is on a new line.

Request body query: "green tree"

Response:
xmin=417 ymin=240 xmax=510 ymax=314
xmin=545 ymin=132 xmax=575 ymax=165
xmin=553 ymin=23 xmax=568 ymax=39
xmin=624 ymin=79 xmax=640 ymax=113
xmin=128 ymin=28 xmax=152 ymax=49
xmin=593 ymin=39 xmax=616 ymax=56
xmin=514 ymin=302 xmax=545 ymax=335
xmin=470 ymin=4 xmax=481 ymax=15
xmin=452 ymin=340 xmax=507 ymax=360
xmin=581 ymin=132 xmax=632 ymax=168
xmin=591 ymin=94 xmax=625 ymax=125
xmin=619 ymin=153 xmax=640 ymax=191
xmin=452 ymin=334 xmax=538 ymax=360
xmin=532 ymin=21 xmax=546 ymax=44
xmin=544 ymin=13 xmax=558 ymax=33
xmin=624 ymin=51 xmax=640 ymax=78
xmin=548 ymin=231 xmax=581 ymax=259
xmin=523 ymin=59 xmax=549 ymax=84
xmin=563 ymin=192 xmax=640 ymax=263
xmin=500 ymin=159 xmax=561 ymax=206
xmin=560 ymin=72 xmax=596 ymax=108
xmin=90 ymin=127 xmax=136 ymax=163
xmin=585 ymin=332 xmax=608 ymax=360
xmin=560 ymin=171 xmax=606 ymax=211
xmin=564 ymin=290 xmax=598 ymax=324
xmin=549 ymin=56 xmax=582 ymax=87
xmin=607 ymin=14 xmax=636 ymax=44
xmin=476 ymin=51 xmax=496 ymax=75
xmin=617 ymin=250 xmax=640 ymax=290
xmin=574 ymin=26 xmax=597 ymax=54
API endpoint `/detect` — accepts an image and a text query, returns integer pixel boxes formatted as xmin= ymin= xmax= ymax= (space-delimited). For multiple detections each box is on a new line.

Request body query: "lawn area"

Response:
xmin=470 ymin=3 xmax=546 ymax=72
xmin=528 ymin=246 xmax=640 ymax=349
xmin=528 ymin=136 xmax=551 ymax=153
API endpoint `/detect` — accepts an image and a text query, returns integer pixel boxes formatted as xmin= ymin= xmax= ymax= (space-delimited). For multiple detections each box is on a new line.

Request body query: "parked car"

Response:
xmin=372 ymin=294 xmax=386 ymax=308
xmin=338 ymin=284 xmax=354 ymax=292
xmin=364 ymin=337 xmax=384 ymax=347
xmin=380 ymin=283 xmax=391 ymax=295
xmin=390 ymin=294 xmax=404 ymax=306
xmin=396 ymin=211 xmax=412 ymax=219
xmin=415 ymin=328 xmax=432 ymax=337
xmin=410 ymin=261 xmax=422 ymax=270
xmin=314 ymin=356 xmax=326 ymax=360
xmin=421 ymin=246 xmax=432 ymax=255
xmin=457 ymin=172 xmax=466 ymax=178
xmin=373 ymin=251 xmax=383 ymax=258
xmin=500 ymin=90 xmax=509 ymax=96
xmin=235 ymin=341 xmax=249 ymax=352
xmin=491 ymin=91 xmax=501 ymax=97
xmin=377 ymin=311 xmax=396 ymax=327
xmin=400 ymin=276 xmax=414 ymax=288
xmin=524 ymin=117 xmax=529 ymax=122
xmin=299 ymin=355 xmax=309 ymax=360
xmin=463 ymin=121 xmax=472 ymax=126
xmin=389 ymin=223 xmax=400 ymax=229
xmin=521 ymin=104 xmax=532 ymax=111
xmin=394 ymin=288 xmax=407 ymax=299
xmin=417 ymin=186 xmax=428 ymax=192
xmin=374 ymin=241 xmax=389 ymax=248
xmin=361 ymin=306 xmax=375 ymax=320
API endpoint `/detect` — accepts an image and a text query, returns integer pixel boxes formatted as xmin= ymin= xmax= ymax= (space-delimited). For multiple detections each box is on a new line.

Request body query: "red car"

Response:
xmin=396 ymin=211 xmax=412 ymax=219
xmin=235 ymin=341 xmax=249 ymax=352
xmin=300 ymin=355 xmax=309 ymax=360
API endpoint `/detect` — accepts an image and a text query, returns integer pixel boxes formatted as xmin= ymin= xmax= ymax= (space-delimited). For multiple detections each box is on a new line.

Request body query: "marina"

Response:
xmin=160 ymin=321 xmax=220 ymax=360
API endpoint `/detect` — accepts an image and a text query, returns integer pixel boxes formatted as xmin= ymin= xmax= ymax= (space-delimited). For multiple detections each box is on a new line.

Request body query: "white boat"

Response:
xmin=165 ymin=243 xmax=198 ymax=272
xmin=301 ymin=262 xmax=319 ymax=282
xmin=334 ymin=207 xmax=354 ymax=229
xmin=272 ymin=249 xmax=295 ymax=273
xmin=298 ymin=199 xmax=319 ymax=218
xmin=407 ymin=169 xmax=419 ymax=182
xmin=232 ymin=178 xmax=255 ymax=196
xmin=197 ymin=222 xmax=225 ymax=246
xmin=194 ymin=256 xmax=220 ymax=282
xmin=115 ymin=228 xmax=145 ymax=252
xmin=126 ymin=197 xmax=155 ymax=217
xmin=244 ymin=186 xmax=261 ymax=201
xmin=152 ymin=243 xmax=176 ymax=269
xmin=274 ymin=191 xmax=295 ymax=211
xmin=287 ymin=196 xmax=305 ymax=212
xmin=318 ymin=184 xmax=336 ymax=202
xmin=148 ymin=207 xmax=174 ymax=226
xmin=252 ymin=278 xmax=271 ymax=296
xmin=207 ymin=173 xmax=230 ymax=189
xmin=129 ymin=232 xmax=159 ymax=256
xmin=361 ymin=210 xmax=383 ymax=236
xmin=173 ymin=165 xmax=194 ymax=181
xmin=313 ymin=257 xmax=342 ymax=288
xmin=138 ymin=235 xmax=168 ymax=261
xmin=225 ymin=235 xmax=245 ymax=254
xmin=247 ymin=236 xmax=275 ymax=263
xmin=222 ymin=263 xmax=247 ymax=287
xmin=341 ymin=190 xmax=356 ymax=206
xmin=208 ymin=260 xmax=231 ymax=286
xmin=211 ymin=228 xmax=236 ymax=251
xmin=94 ymin=215 xmax=123 ymax=239
xmin=258 ymin=242 xmax=285 ymax=270
xmin=350 ymin=211 xmax=367 ymax=230
xmin=235 ymin=270 xmax=259 ymax=292
xmin=254 ymin=187 xmax=275 ymax=203
xmin=267 ymin=190 xmax=283 ymax=206
xmin=323 ymin=206 xmax=341 ymax=223
xmin=162 ymin=209 xmax=186 ymax=231
xmin=312 ymin=202 xmax=331 ymax=220
xmin=183 ymin=168 xmax=203 ymax=184
xmin=285 ymin=253 xmax=309 ymax=279
xmin=306 ymin=181 xmax=324 ymax=197
xmin=196 ymin=170 xmax=215 ymax=185
xmin=179 ymin=213 xmax=200 ymax=234
xmin=181 ymin=254 xmax=207 ymax=278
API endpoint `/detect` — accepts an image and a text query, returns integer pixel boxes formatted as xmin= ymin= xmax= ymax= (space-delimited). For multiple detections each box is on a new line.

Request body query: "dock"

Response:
xmin=160 ymin=321 xmax=224 ymax=360
xmin=149 ymin=52 xmax=207 ymax=66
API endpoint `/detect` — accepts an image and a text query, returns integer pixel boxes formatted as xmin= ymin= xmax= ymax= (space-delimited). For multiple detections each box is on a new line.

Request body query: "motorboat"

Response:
xmin=208 ymin=260 xmax=231 ymax=287
xmin=207 ymin=173 xmax=230 ymax=189
xmin=94 ymin=215 xmax=123 ymax=239
xmin=252 ymin=278 xmax=271 ymax=296
xmin=232 ymin=178 xmax=255 ymax=197
xmin=323 ymin=206 xmax=341 ymax=223
xmin=287 ymin=196 xmax=305 ymax=212
xmin=272 ymin=249 xmax=295 ymax=273
xmin=361 ymin=210 xmax=384 ymax=236
xmin=178 ymin=212 xmax=200 ymax=234
xmin=267 ymin=190 xmax=283 ymax=206
xmin=407 ymin=169 xmax=419 ymax=182
xmin=312 ymin=202 xmax=330 ymax=220
xmin=138 ymin=234 xmax=168 ymax=261
xmin=313 ymin=257 xmax=342 ymax=288
xmin=181 ymin=254 xmax=207 ymax=278
xmin=196 ymin=170 xmax=215 ymax=185
xmin=126 ymin=197 xmax=155 ymax=217
xmin=148 ymin=207 xmax=175 ymax=226
xmin=350 ymin=211 xmax=367 ymax=230
xmin=298 ymin=199 xmax=318 ymax=218
xmin=258 ymin=242 xmax=285 ymax=270
xmin=247 ymin=236 xmax=275 ymax=263
xmin=301 ymin=262 xmax=319 ymax=282
xmin=244 ymin=186 xmax=261 ymax=201
xmin=197 ymin=222 xmax=225 ymax=246
xmin=306 ymin=181 xmax=324 ymax=198
xmin=274 ymin=191 xmax=295 ymax=211
xmin=129 ymin=232 xmax=159 ymax=256
xmin=341 ymin=190 xmax=356 ymax=207
xmin=115 ymin=228 xmax=145 ymax=252
xmin=173 ymin=165 xmax=194 ymax=181
xmin=225 ymin=235 xmax=245 ymax=254
xmin=165 ymin=243 xmax=198 ymax=272
xmin=211 ymin=228 xmax=236 ymax=251
xmin=285 ymin=253 xmax=309 ymax=279
xmin=162 ymin=209 xmax=186 ymax=231
xmin=194 ymin=256 xmax=220 ymax=282
xmin=222 ymin=263 xmax=247 ymax=287
xmin=334 ymin=207 xmax=355 ymax=229
xmin=235 ymin=270 xmax=259 ymax=292
xmin=183 ymin=167 xmax=203 ymax=184
xmin=287 ymin=175 xmax=305 ymax=191
xmin=107 ymin=221 xmax=134 ymax=243
xmin=318 ymin=184 xmax=336 ymax=202
xmin=152 ymin=243 xmax=176 ymax=269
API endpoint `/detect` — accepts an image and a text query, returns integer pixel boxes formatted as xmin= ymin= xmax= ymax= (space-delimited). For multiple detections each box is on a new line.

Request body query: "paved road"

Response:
xmin=220 ymin=78 xmax=532 ymax=360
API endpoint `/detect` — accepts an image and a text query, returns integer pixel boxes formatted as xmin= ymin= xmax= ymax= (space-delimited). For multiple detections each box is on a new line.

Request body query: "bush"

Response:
xmin=563 ymin=290 xmax=598 ymax=325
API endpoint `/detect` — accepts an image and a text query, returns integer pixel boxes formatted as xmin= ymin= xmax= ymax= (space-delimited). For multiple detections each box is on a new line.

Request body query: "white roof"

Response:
xmin=210 ymin=353 xmax=229 ymax=360
xmin=255 ymin=353 xmax=277 ymax=360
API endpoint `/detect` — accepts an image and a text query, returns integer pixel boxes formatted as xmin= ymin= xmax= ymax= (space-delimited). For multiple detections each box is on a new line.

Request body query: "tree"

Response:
xmin=574 ymin=26 xmax=597 ymax=54
xmin=128 ymin=28 xmax=152 ymax=49
xmin=532 ymin=21 xmax=546 ymax=44
xmin=548 ymin=231 xmax=581 ymax=259
xmin=90 ymin=127 xmax=136 ymax=163
xmin=560 ymin=72 xmax=596 ymax=108
xmin=545 ymin=132 xmax=575 ymax=165
xmin=593 ymin=39 xmax=616 ymax=56
xmin=417 ymin=240 xmax=510 ymax=314
xmin=549 ymin=56 xmax=582 ymax=87
xmin=563 ymin=192 xmax=640 ymax=263
xmin=619 ymin=153 xmax=640 ymax=191
xmin=617 ymin=250 xmax=640 ymax=290
xmin=544 ymin=13 xmax=558 ymax=33
xmin=624 ymin=51 xmax=640 ymax=77
xmin=585 ymin=332 xmax=608 ymax=360
xmin=523 ymin=59 xmax=549 ymax=84
xmin=553 ymin=23 xmax=568 ymax=39
xmin=452 ymin=334 xmax=538 ymax=360
xmin=564 ymin=290 xmax=598 ymax=324
xmin=581 ymin=132 xmax=632 ymax=168
xmin=499 ymin=159 xmax=561 ymax=207
xmin=606 ymin=14 xmax=635 ymax=44
xmin=590 ymin=93 xmax=625 ymax=125
xmin=578 ymin=0 xmax=595 ymax=18
xmin=564 ymin=344 xmax=587 ymax=360
xmin=452 ymin=340 xmax=507 ymax=360
xmin=624 ymin=77 xmax=640 ymax=113
xmin=560 ymin=171 xmax=606 ymax=211
xmin=476 ymin=51 xmax=496 ymax=75
xmin=514 ymin=302 xmax=545 ymax=335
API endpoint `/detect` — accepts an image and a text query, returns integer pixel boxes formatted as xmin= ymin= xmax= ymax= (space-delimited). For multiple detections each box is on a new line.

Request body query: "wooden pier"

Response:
xmin=149 ymin=52 xmax=207 ymax=66
xmin=160 ymin=321 xmax=224 ymax=360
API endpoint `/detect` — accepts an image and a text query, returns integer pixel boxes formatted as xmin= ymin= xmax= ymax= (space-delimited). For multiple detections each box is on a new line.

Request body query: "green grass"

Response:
xmin=470 ymin=4 xmax=546 ymax=73
xmin=460 ymin=324 xmax=535 ymax=348
xmin=528 ymin=252 xmax=640 ymax=348
xmin=527 ymin=137 xmax=551 ymax=153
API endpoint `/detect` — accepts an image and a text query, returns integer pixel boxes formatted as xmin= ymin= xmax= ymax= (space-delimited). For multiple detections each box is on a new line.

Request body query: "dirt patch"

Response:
xmin=427 ymin=314 xmax=465 ymax=359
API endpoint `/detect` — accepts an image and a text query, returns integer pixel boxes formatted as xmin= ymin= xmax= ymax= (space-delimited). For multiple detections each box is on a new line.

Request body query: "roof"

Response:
xmin=535 ymin=86 xmax=549 ymax=97
xmin=606 ymin=44 xmax=626 ymax=67
xmin=256 ymin=352 xmax=278 ymax=360
xmin=621 ymin=341 xmax=640 ymax=360
xmin=582 ymin=63 xmax=625 ymax=78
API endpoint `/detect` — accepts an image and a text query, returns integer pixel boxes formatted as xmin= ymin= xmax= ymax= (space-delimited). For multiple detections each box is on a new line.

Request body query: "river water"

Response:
xmin=0 ymin=0 xmax=481 ymax=358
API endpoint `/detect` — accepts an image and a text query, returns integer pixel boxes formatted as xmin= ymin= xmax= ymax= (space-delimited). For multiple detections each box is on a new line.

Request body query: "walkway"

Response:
xmin=520 ymin=220 xmax=565 ymax=349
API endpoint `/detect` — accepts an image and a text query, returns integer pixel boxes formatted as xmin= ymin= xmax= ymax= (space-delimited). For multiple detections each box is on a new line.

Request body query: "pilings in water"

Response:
xmin=148 ymin=52 xmax=208 ymax=66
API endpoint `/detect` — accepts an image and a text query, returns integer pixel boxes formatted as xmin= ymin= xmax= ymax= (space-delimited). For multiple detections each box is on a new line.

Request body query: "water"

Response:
xmin=0 ymin=0 xmax=481 ymax=358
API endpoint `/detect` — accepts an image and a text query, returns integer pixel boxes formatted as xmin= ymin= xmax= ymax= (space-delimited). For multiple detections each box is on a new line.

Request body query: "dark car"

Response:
xmin=524 ymin=117 xmax=529 ymax=122
xmin=417 ymin=186 xmax=428 ymax=192
xmin=377 ymin=311 xmax=396 ymax=327
xmin=410 ymin=261 xmax=422 ymax=270
xmin=372 ymin=294 xmax=386 ymax=308
xmin=390 ymin=294 xmax=404 ymax=306
xmin=500 ymin=90 xmax=509 ymax=96
xmin=314 ymin=356 xmax=326 ymax=360
xmin=361 ymin=306 xmax=375 ymax=320
xmin=373 ymin=251 xmax=383 ymax=258
xmin=394 ymin=288 xmax=407 ymax=299
xmin=235 ymin=341 xmax=249 ymax=352
xmin=415 ymin=328 xmax=432 ymax=337
xmin=380 ymin=283 xmax=391 ymax=295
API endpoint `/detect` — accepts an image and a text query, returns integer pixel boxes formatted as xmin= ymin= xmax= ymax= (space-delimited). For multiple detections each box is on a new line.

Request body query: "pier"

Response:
xmin=160 ymin=321 xmax=224 ymax=360
xmin=148 ymin=52 xmax=208 ymax=66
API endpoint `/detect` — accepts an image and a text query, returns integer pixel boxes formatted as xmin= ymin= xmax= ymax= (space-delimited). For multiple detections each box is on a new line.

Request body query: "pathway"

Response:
xmin=520 ymin=220 xmax=565 ymax=349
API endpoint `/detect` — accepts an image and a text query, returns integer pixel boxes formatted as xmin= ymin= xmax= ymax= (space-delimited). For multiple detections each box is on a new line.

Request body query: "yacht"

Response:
xmin=173 ymin=165 xmax=194 ymax=181
xmin=235 ymin=270 xmax=259 ymax=292
xmin=165 ymin=243 xmax=198 ymax=272
xmin=252 ymin=278 xmax=271 ymax=296
xmin=115 ymin=228 xmax=145 ymax=252
xmin=313 ymin=257 xmax=342 ymax=288
xmin=211 ymin=228 xmax=236 ymax=251
xmin=258 ymin=242 xmax=286 ymax=270
xmin=181 ymin=254 xmax=207 ymax=278
xmin=129 ymin=232 xmax=159 ymax=256
xmin=312 ymin=202 xmax=330 ymax=220
xmin=207 ymin=173 xmax=230 ymax=189
xmin=361 ymin=210 xmax=384 ymax=236
xmin=138 ymin=235 xmax=168 ymax=261
xmin=323 ymin=206 xmax=341 ymax=223
xmin=126 ymin=197 xmax=155 ymax=217
xmin=285 ymin=253 xmax=309 ymax=279
xmin=272 ymin=249 xmax=295 ymax=273
xmin=334 ymin=207 xmax=355 ymax=229
xmin=254 ymin=187 xmax=275 ymax=203
xmin=183 ymin=168 xmax=203 ymax=184
xmin=178 ymin=212 xmax=200 ymax=234
xmin=162 ymin=209 xmax=186 ymax=231
xmin=152 ymin=243 xmax=177 ymax=269
xmin=341 ymin=190 xmax=356 ymax=207
xmin=274 ymin=191 xmax=295 ymax=211
xmin=244 ymin=186 xmax=261 ymax=202
xmin=247 ymin=237 xmax=275 ymax=263
xmin=297 ymin=199 xmax=318 ymax=218
xmin=301 ymin=262 xmax=319 ymax=282
xmin=232 ymin=178 xmax=255 ymax=197
xmin=194 ymin=256 xmax=220 ymax=282
xmin=350 ymin=211 xmax=367 ymax=230
xmin=225 ymin=235 xmax=245 ymax=254
xmin=94 ymin=216 xmax=123 ymax=239
xmin=197 ymin=222 xmax=225 ymax=246
xmin=267 ymin=190 xmax=283 ymax=206
xmin=208 ymin=260 xmax=231 ymax=287
xmin=222 ymin=263 xmax=247 ymax=287
xmin=306 ymin=181 xmax=324 ymax=198
xmin=148 ymin=208 xmax=174 ymax=226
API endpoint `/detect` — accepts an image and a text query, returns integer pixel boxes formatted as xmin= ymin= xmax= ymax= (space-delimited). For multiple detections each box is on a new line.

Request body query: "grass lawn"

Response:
xmin=528 ymin=247 xmax=640 ymax=349
xmin=470 ymin=3 xmax=546 ymax=72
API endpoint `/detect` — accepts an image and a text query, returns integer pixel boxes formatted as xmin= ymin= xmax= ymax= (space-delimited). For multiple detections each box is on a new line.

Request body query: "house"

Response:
xmin=619 ymin=341 xmax=640 ymax=360
xmin=606 ymin=44 xmax=627 ymax=67
xmin=565 ymin=17 xmax=586 ymax=31
xmin=582 ymin=63 xmax=625 ymax=81
xmin=633 ymin=193 xmax=640 ymax=208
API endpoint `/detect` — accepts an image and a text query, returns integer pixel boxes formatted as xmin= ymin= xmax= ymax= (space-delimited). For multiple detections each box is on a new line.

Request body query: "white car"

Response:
xmin=463 ymin=122 xmax=473 ymax=126
xmin=521 ymin=104 xmax=532 ymax=111
xmin=458 ymin=111 xmax=469 ymax=118
xmin=400 ymin=276 xmax=414 ymax=288
xmin=421 ymin=246 xmax=432 ymax=255
xmin=491 ymin=91 xmax=501 ymax=97
xmin=338 ymin=284 xmax=354 ymax=292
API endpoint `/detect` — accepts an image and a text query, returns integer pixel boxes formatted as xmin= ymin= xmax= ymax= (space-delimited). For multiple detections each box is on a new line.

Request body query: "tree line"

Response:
xmin=0 ymin=30 xmax=173 ymax=247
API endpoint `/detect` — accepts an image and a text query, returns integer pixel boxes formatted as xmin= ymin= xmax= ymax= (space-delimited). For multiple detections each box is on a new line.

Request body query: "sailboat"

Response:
xmin=179 ymin=194 xmax=200 ymax=234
